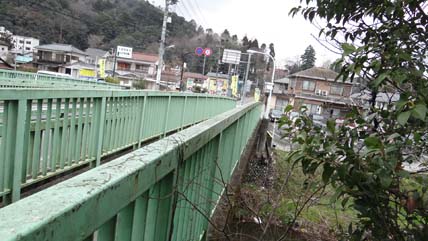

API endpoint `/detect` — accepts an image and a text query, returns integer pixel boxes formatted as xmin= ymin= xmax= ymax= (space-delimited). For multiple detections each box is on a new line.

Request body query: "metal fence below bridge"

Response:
xmin=0 ymin=102 xmax=262 ymax=241
xmin=0 ymin=89 xmax=236 ymax=205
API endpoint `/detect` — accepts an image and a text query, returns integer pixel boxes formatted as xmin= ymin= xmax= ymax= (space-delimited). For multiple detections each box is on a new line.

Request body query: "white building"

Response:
xmin=12 ymin=35 xmax=40 ymax=54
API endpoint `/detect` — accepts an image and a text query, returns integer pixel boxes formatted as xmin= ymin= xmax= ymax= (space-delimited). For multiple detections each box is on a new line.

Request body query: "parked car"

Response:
xmin=269 ymin=109 xmax=283 ymax=122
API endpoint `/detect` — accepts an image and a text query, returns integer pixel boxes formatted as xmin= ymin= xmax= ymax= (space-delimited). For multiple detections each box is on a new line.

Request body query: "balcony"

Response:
xmin=297 ymin=92 xmax=353 ymax=105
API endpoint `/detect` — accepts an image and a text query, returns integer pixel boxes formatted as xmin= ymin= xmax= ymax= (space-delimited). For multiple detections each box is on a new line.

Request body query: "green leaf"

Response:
xmin=380 ymin=175 xmax=392 ymax=188
xmin=327 ymin=119 xmax=335 ymax=133
xmin=284 ymin=105 xmax=293 ymax=113
xmin=373 ymin=73 xmax=388 ymax=87
xmin=364 ymin=136 xmax=382 ymax=149
xmin=412 ymin=104 xmax=427 ymax=120
xmin=322 ymin=164 xmax=334 ymax=184
xmin=341 ymin=43 xmax=355 ymax=55
xmin=397 ymin=111 xmax=411 ymax=125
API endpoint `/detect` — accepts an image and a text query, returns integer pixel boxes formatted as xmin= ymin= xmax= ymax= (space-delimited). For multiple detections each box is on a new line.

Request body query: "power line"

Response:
xmin=183 ymin=0 xmax=208 ymax=27
xmin=179 ymin=1 xmax=205 ymax=27
xmin=188 ymin=0 xmax=210 ymax=27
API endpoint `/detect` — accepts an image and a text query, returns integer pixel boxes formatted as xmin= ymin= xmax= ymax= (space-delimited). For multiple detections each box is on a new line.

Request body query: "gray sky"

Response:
xmin=151 ymin=0 xmax=340 ymax=67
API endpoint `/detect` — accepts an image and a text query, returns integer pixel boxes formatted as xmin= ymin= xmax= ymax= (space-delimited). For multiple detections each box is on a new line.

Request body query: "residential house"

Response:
xmin=34 ymin=44 xmax=89 ymax=72
xmin=61 ymin=61 xmax=97 ymax=80
xmin=0 ymin=57 xmax=13 ymax=70
xmin=106 ymin=52 xmax=158 ymax=87
xmin=351 ymin=90 xmax=400 ymax=110
xmin=183 ymin=72 xmax=208 ymax=90
xmin=288 ymin=67 xmax=354 ymax=119
xmin=85 ymin=48 xmax=110 ymax=78
xmin=270 ymin=77 xmax=291 ymax=112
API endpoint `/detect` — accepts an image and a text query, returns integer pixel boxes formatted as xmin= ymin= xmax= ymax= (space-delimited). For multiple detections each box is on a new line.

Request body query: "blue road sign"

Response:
xmin=195 ymin=47 xmax=204 ymax=56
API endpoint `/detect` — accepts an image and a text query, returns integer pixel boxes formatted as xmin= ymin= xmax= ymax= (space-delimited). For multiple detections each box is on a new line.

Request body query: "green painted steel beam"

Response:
xmin=0 ymin=89 xmax=234 ymax=100
xmin=0 ymin=102 xmax=260 ymax=241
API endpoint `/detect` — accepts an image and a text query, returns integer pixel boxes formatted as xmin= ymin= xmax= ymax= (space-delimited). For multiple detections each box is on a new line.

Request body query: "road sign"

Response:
xmin=222 ymin=49 xmax=241 ymax=65
xmin=203 ymin=48 xmax=212 ymax=57
xmin=195 ymin=47 xmax=204 ymax=56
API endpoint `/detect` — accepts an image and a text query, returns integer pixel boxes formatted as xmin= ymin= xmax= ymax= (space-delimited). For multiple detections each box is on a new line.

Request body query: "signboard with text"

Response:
xmin=117 ymin=46 xmax=133 ymax=59
xmin=222 ymin=49 xmax=241 ymax=65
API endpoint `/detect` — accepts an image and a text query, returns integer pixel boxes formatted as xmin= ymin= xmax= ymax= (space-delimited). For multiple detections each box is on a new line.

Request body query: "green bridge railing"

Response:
xmin=0 ymin=102 xmax=261 ymax=241
xmin=0 ymin=69 xmax=123 ymax=89
xmin=0 ymin=89 xmax=236 ymax=205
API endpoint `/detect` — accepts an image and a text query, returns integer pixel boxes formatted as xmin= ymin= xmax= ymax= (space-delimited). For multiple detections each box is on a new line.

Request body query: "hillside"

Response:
xmin=0 ymin=0 xmax=274 ymax=78
xmin=0 ymin=0 xmax=197 ymax=51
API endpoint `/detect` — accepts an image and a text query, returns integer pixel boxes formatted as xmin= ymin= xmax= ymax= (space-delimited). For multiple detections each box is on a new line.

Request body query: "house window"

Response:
xmin=117 ymin=62 xmax=131 ymax=71
xmin=26 ymin=41 xmax=31 ymax=44
xmin=330 ymin=85 xmax=344 ymax=95
xmin=25 ymin=47 xmax=31 ymax=51
xmin=303 ymin=103 xmax=322 ymax=114
xmin=316 ymin=90 xmax=328 ymax=96
xmin=19 ymin=40 xmax=24 ymax=44
xmin=136 ymin=64 xmax=150 ymax=73
xmin=302 ymin=80 xmax=316 ymax=91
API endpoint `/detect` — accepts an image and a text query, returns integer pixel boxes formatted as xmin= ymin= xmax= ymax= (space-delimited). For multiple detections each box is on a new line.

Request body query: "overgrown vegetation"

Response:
xmin=234 ymin=150 xmax=356 ymax=241
xmin=105 ymin=76 xmax=119 ymax=84
xmin=286 ymin=1 xmax=428 ymax=240
xmin=132 ymin=79 xmax=146 ymax=90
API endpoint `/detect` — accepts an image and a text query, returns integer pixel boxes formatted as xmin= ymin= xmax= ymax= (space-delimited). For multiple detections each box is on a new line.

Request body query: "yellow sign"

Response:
xmin=231 ymin=75 xmax=238 ymax=97
xmin=254 ymin=88 xmax=260 ymax=102
xmin=79 ymin=68 xmax=96 ymax=77
xmin=98 ymin=59 xmax=106 ymax=78
xmin=208 ymin=78 xmax=216 ymax=93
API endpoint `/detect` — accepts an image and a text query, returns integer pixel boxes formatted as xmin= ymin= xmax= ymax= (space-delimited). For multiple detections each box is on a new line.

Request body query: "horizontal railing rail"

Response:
xmin=0 ymin=101 xmax=261 ymax=241
xmin=0 ymin=69 xmax=123 ymax=89
xmin=0 ymin=89 xmax=236 ymax=205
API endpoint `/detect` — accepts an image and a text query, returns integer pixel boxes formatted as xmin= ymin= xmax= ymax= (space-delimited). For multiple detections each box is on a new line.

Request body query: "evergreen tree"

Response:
xmin=249 ymin=39 xmax=259 ymax=49
xmin=300 ymin=45 xmax=316 ymax=70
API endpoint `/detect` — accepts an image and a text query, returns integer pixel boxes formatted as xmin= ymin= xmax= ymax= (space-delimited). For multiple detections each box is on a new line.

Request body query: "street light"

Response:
xmin=246 ymin=49 xmax=276 ymax=119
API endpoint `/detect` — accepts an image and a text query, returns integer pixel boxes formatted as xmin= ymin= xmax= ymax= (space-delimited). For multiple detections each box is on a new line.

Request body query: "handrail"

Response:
xmin=0 ymin=69 xmax=123 ymax=89
xmin=0 ymin=102 xmax=261 ymax=241
xmin=0 ymin=89 xmax=236 ymax=204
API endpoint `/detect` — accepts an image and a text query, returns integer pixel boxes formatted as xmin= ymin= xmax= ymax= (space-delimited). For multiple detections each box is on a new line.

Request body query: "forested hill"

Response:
xmin=0 ymin=0 xmax=199 ymax=51
xmin=0 ymin=0 xmax=274 ymax=76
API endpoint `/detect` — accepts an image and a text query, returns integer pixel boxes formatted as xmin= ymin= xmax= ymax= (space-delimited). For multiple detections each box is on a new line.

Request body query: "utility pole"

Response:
xmin=202 ymin=54 xmax=206 ymax=75
xmin=156 ymin=0 xmax=170 ymax=90
xmin=112 ymin=47 xmax=118 ymax=77
xmin=241 ymin=53 xmax=252 ymax=105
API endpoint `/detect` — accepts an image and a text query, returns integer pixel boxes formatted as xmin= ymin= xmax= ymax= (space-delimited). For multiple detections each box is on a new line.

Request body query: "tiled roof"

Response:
xmin=289 ymin=67 xmax=338 ymax=81
xmin=35 ymin=43 xmax=87 ymax=55
xmin=85 ymin=48 xmax=109 ymax=58
xmin=132 ymin=52 xmax=159 ymax=63
xmin=206 ymin=72 xmax=229 ymax=79
xmin=184 ymin=72 xmax=207 ymax=80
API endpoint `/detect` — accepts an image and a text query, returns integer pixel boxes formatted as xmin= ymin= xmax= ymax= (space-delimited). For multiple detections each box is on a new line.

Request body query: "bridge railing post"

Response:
xmin=95 ymin=97 xmax=107 ymax=166
xmin=1 ymin=100 xmax=28 ymax=204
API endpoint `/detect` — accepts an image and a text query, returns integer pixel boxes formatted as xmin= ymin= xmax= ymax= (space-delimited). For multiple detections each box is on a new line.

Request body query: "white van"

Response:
xmin=36 ymin=70 xmax=72 ymax=78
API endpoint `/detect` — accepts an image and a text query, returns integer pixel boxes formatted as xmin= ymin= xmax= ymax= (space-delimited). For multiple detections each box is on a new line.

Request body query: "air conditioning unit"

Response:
xmin=322 ymin=90 xmax=328 ymax=96
xmin=316 ymin=89 xmax=322 ymax=95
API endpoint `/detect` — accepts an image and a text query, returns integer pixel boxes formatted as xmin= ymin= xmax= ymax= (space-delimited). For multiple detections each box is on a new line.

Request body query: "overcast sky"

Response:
xmin=151 ymin=0 xmax=340 ymax=67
